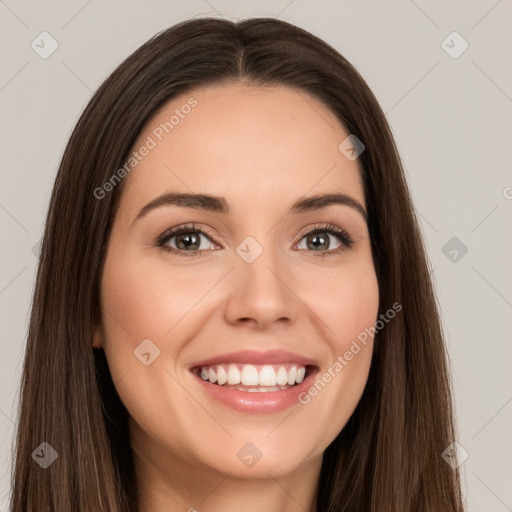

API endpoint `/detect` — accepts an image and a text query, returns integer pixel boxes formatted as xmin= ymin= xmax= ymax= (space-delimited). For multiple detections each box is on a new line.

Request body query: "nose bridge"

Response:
xmin=224 ymin=233 xmax=296 ymax=327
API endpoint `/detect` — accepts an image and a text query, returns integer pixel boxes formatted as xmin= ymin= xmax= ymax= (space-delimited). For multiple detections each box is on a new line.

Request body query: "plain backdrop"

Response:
xmin=1 ymin=1 xmax=511 ymax=510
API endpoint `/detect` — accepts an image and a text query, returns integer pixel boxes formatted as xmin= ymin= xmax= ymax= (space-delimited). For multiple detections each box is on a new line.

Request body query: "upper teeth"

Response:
xmin=197 ymin=364 xmax=306 ymax=386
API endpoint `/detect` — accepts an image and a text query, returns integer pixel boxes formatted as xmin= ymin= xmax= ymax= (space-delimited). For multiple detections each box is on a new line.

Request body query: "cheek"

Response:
xmin=301 ymin=262 xmax=380 ymax=350
xmin=100 ymin=250 xmax=212 ymax=348
xmin=98 ymin=249 xmax=216 ymax=450
xmin=333 ymin=272 xmax=379 ymax=348
xmin=292 ymin=265 xmax=379 ymax=442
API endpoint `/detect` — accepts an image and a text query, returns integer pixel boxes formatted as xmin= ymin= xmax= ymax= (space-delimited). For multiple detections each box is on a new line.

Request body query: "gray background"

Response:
xmin=1 ymin=1 xmax=511 ymax=510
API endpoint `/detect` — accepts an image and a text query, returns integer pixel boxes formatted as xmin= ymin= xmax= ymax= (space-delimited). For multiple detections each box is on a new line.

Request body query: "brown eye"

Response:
xmin=299 ymin=231 xmax=341 ymax=252
xmin=296 ymin=224 xmax=353 ymax=255
xmin=156 ymin=224 xmax=219 ymax=256
xmin=165 ymin=229 xmax=215 ymax=251
xmin=173 ymin=231 xmax=202 ymax=251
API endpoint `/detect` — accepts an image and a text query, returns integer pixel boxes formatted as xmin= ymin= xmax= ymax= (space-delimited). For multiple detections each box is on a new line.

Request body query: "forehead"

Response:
xmin=119 ymin=83 xmax=365 ymax=216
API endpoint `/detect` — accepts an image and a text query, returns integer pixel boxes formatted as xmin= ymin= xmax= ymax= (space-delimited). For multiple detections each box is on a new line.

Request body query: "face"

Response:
xmin=97 ymin=83 xmax=379 ymax=481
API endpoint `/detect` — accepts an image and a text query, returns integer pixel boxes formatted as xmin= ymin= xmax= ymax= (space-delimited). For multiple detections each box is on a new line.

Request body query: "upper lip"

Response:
xmin=188 ymin=349 xmax=318 ymax=369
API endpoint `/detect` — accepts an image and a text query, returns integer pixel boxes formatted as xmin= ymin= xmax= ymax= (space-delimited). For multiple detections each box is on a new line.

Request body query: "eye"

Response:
xmin=296 ymin=222 xmax=354 ymax=256
xmin=156 ymin=223 xmax=219 ymax=256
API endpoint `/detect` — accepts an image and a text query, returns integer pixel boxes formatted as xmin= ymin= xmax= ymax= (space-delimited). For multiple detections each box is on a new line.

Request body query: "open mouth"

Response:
xmin=191 ymin=363 xmax=313 ymax=393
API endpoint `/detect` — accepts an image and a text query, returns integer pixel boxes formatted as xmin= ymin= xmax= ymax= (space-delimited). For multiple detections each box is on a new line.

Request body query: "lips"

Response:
xmin=188 ymin=349 xmax=317 ymax=368
xmin=188 ymin=349 xmax=319 ymax=413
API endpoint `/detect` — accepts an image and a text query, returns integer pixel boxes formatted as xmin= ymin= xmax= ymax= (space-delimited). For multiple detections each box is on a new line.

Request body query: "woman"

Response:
xmin=11 ymin=17 xmax=465 ymax=512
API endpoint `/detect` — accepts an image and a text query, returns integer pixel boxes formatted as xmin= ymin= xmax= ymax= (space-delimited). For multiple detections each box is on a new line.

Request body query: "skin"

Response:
xmin=95 ymin=83 xmax=379 ymax=512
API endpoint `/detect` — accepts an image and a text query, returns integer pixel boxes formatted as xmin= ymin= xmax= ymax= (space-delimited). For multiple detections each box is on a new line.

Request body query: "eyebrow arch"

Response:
xmin=134 ymin=192 xmax=367 ymax=223
xmin=290 ymin=193 xmax=367 ymax=221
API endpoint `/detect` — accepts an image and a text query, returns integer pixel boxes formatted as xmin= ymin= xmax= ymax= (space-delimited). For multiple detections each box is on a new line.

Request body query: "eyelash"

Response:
xmin=155 ymin=221 xmax=354 ymax=258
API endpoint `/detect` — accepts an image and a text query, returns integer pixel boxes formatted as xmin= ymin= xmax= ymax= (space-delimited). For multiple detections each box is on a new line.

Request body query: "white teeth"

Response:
xmin=227 ymin=364 xmax=241 ymax=385
xmin=276 ymin=366 xmax=288 ymax=385
xmin=259 ymin=365 xmax=277 ymax=386
xmin=196 ymin=363 xmax=309 ymax=388
xmin=241 ymin=364 xmax=259 ymax=386
xmin=287 ymin=366 xmax=297 ymax=385
xmin=217 ymin=366 xmax=227 ymax=385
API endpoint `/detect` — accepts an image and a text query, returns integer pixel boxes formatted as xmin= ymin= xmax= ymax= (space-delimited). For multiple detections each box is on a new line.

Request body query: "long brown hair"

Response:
xmin=10 ymin=17 xmax=465 ymax=511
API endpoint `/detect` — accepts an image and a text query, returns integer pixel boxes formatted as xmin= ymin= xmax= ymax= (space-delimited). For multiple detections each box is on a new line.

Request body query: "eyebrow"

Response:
xmin=134 ymin=192 xmax=367 ymax=223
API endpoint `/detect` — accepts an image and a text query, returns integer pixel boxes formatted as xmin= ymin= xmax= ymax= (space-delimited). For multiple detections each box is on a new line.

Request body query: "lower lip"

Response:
xmin=191 ymin=368 xmax=318 ymax=414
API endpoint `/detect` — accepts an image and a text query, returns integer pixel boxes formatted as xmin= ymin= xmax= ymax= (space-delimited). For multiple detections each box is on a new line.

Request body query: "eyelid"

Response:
xmin=295 ymin=221 xmax=344 ymax=239
xmin=155 ymin=222 xmax=221 ymax=248
xmin=293 ymin=221 xmax=354 ymax=252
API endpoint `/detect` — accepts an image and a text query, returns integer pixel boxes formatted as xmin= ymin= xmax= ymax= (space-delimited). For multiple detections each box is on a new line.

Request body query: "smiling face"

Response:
xmin=97 ymin=83 xmax=379 ymax=483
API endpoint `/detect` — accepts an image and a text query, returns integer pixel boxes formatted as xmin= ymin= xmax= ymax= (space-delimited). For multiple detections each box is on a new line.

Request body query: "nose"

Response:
xmin=223 ymin=247 xmax=297 ymax=330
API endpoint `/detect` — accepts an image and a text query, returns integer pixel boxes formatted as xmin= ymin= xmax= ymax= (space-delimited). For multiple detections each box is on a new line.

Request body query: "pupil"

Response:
xmin=177 ymin=232 xmax=199 ymax=250
xmin=309 ymin=233 xmax=328 ymax=251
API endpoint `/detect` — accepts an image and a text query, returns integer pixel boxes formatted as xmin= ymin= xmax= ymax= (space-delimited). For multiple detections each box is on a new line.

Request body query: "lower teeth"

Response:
xmin=216 ymin=383 xmax=294 ymax=392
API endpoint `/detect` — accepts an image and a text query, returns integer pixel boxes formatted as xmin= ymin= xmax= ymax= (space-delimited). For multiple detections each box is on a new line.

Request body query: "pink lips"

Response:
xmin=188 ymin=349 xmax=319 ymax=414
xmin=188 ymin=349 xmax=317 ymax=369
